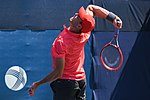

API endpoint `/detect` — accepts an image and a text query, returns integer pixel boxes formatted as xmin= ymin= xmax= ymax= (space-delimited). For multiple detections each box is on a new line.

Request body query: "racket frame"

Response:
xmin=100 ymin=28 xmax=123 ymax=71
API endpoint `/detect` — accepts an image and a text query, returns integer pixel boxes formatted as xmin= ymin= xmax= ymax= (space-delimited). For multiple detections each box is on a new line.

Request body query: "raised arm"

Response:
xmin=86 ymin=5 xmax=122 ymax=28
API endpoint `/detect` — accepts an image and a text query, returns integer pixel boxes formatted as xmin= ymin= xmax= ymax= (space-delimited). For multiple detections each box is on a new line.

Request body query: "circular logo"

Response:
xmin=5 ymin=66 xmax=27 ymax=91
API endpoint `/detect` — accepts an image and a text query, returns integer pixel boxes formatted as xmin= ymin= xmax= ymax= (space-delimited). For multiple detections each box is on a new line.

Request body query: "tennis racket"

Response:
xmin=100 ymin=22 xmax=123 ymax=71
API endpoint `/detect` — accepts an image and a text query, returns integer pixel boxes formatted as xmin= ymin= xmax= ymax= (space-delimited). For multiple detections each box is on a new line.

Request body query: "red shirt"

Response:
xmin=51 ymin=26 xmax=91 ymax=80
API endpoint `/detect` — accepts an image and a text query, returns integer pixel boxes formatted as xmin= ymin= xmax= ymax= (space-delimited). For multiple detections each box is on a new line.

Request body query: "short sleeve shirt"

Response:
xmin=51 ymin=27 xmax=91 ymax=80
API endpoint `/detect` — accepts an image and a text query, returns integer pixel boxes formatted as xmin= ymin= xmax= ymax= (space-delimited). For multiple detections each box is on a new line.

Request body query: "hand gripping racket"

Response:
xmin=100 ymin=22 xmax=123 ymax=71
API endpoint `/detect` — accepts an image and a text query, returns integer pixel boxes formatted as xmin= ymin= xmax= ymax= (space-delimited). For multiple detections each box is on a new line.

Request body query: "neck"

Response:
xmin=69 ymin=27 xmax=81 ymax=34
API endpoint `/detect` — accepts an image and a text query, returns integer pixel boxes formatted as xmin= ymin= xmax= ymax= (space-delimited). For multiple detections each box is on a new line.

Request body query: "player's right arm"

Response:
xmin=86 ymin=5 xmax=122 ymax=28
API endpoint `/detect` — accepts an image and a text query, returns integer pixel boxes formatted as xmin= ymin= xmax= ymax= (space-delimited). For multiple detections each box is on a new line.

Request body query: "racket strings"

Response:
xmin=101 ymin=46 xmax=121 ymax=68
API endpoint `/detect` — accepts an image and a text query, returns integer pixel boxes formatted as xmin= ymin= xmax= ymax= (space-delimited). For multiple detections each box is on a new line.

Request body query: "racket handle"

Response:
xmin=115 ymin=20 xmax=121 ymax=34
xmin=115 ymin=28 xmax=119 ymax=34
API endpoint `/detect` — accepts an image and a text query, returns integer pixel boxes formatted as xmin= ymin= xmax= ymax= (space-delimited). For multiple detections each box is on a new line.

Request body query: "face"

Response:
xmin=69 ymin=13 xmax=82 ymax=28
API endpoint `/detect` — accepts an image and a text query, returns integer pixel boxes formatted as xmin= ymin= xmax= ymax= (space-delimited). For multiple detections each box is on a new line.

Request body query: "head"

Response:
xmin=69 ymin=6 xmax=95 ymax=33
xmin=69 ymin=13 xmax=83 ymax=33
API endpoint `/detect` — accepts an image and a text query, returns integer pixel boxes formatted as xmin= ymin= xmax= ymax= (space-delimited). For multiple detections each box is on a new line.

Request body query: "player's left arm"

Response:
xmin=28 ymin=57 xmax=65 ymax=96
xmin=85 ymin=5 xmax=122 ymax=28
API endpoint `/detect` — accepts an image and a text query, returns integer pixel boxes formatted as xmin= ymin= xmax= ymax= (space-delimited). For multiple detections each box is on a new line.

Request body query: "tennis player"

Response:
xmin=28 ymin=5 xmax=122 ymax=100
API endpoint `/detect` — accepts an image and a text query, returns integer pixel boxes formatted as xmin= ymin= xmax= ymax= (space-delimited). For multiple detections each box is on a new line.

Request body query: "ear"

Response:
xmin=77 ymin=24 xmax=82 ymax=30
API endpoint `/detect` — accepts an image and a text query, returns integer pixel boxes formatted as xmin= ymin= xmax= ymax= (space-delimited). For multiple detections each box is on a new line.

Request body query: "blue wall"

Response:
xmin=0 ymin=30 xmax=93 ymax=100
